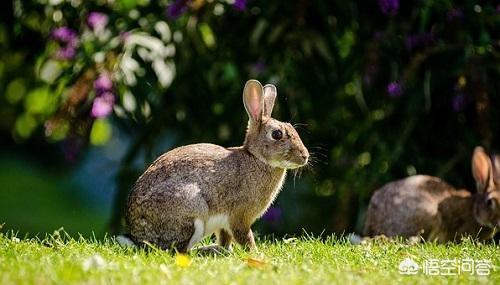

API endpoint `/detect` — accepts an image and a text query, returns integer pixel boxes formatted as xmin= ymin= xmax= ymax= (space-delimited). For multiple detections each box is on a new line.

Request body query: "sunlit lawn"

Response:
xmin=0 ymin=230 xmax=498 ymax=285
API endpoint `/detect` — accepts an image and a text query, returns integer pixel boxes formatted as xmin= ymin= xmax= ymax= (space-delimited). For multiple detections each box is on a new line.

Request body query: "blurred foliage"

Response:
xmin=0 ymin=0 xmax=499 ymax=235
xmin=0 ymin=154 xmax=107 ymax=237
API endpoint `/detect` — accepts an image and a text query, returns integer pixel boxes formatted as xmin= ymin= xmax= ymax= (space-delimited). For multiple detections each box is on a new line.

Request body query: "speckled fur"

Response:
xmin=364 ymin=147 xmax=500 ymax=242
xmin=126 ymin=80 xmax=309 ymax=252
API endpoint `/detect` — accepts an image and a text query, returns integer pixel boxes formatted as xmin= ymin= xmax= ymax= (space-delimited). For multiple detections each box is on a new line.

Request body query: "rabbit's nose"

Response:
xmin=302 ymin=149 xmax=310 ymax=159
xmin=301 ymin=152 xmax=309 ymax=162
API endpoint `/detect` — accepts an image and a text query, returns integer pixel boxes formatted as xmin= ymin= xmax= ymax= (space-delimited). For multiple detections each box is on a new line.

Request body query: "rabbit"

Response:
xmin=363 ymin=146 xmax=500 ymax=242
xmin=124 ymin=79 xmax=309 ymax=252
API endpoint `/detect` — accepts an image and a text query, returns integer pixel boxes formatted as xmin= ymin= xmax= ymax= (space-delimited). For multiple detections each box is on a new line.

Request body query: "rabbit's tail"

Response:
xmin=116 ymin=234 xmax=137 ymax=248
xmin=347 ymin=233 xmax=364 ymax=245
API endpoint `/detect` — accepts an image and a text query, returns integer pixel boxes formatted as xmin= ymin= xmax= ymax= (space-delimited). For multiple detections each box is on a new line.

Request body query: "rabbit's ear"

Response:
xmin=472 ymin=146 xmax=493 ymax=192
xmin=493 ymin=154 xmax=500 ymax=183
xmin=243 ymin=79 xmax=264 ymax=123
xmin=263 ymin=84 xmax=277 ymax=118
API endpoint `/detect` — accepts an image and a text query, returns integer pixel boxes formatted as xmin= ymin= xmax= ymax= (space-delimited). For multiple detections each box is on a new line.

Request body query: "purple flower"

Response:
xmin=87 ymin=12 xmax=109 ymax=31
xmin=94 ymin=72 xmax=113 ymax=93
xmin=387 ymin=81 xmax=403 ymax=98
xmin=51 ymin=27 xmax=78 ymax=44
xmin=92 ymin=73 xmax=115 ymax=118
xmin=91 ymin=92 xmax=115 ymax=118
xmin=378 ymin=0 xmax=399 ymax=16
xmin=166 ymin=0 xmax=189 ymax=19
xmin=55 ymin=46 xmax=76 ymax=60
xmin=233 ymin=0 xmax=247 ymax=11
xmin=51 ymin=27 xmax=79 ymax=60
xmin=452 ymin=94 xmax=465 ymax=112
xmin=120 ymin=31 xmax=131 ymax=42
xmin=262 ymin=207 xmax=282 ymax=224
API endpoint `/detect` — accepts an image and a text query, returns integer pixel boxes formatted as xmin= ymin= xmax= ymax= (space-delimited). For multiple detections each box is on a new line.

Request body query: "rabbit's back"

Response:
xmin=364 ymin=175 xmax=455 ymax=238
xmin=132 ymin=143 xmax=240 ymax=195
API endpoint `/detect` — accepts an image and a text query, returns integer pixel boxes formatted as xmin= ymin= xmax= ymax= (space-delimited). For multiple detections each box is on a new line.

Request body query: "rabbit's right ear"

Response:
xmin=243 ymin=79 xmax=264 ymax=124
xmin=472 ymin=146 xmax=493 ymax=192
xmin=263 ymin=84 xmax=277 ymax=118
xmin=493 ymin=154 xmax=500 ymax=182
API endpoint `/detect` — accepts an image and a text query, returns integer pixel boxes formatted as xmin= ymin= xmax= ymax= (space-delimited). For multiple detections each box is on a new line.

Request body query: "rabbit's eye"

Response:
xmin=486 ymin=198 xmax=495 ymax=209
xmin=271 ymin=130 xmax=283 ymax=140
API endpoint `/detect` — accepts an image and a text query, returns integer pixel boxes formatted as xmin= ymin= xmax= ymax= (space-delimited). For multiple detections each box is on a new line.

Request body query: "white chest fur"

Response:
xmin=186 ymin=214 xmax=230 ymax=250
xmin=204 ymin=214 xmax=230 ymax=236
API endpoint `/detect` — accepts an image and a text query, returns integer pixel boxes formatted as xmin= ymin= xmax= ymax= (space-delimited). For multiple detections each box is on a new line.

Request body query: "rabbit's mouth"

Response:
xmin=268 ymin=159 xmax=307 ymax=169
xmin=475 ymin=216 xmax=495 ymax=228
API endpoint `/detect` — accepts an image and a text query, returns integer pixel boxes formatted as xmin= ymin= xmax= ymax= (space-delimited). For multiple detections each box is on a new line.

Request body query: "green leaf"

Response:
xmin=337 ymin=30 xmax=355 ymax=59
xmin=120 ymin=0 xmax=138 ymax=10
xmin=14 ymin=113 xmax=37 ymax=139
xmin=24 ymin=87 xmax=57 ymax=115
xmin=222 ymin=63 xmax=237 ymax=82
xmin=250 ymin=19 xmax=268 ymax=47
xmin=39 ymin=60 xmax=63 ymax=84
xmin=90 ymin=119 xmax=112 ymax=146
xmin=199 ymin=23 xmax=216 ymax=49
xmin=6 ymin=78 xmax=27 ymax=104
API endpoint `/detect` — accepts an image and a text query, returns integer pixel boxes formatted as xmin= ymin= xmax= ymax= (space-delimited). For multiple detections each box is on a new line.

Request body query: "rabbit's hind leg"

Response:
xmin=158 ymin=211 xmax=205 ymax=252
xmin=141 ymin=183 xmax=209 ymax=252
xmin=156 ymin=217 xmax=206 ymax=253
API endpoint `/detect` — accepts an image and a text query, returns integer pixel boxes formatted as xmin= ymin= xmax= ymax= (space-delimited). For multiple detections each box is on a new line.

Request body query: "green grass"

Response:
xmin=0 ymin=230 xmax=498 ymax=285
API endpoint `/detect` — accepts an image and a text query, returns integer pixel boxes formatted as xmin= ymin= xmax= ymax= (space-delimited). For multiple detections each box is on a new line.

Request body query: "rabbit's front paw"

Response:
xmin=193 ymin=244 xmax=231 ymax=256
xmin=232 ymin=228 xmax=256 ymax=251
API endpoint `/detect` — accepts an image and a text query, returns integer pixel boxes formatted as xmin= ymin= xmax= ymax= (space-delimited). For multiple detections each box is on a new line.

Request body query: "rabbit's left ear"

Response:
xmin=263 ymin=84 xmax=277 ymax=118
xmin=472 ymin=146 xmax=493 ymax=192
xmin=243 ymin=79 xmax=264 ymax=123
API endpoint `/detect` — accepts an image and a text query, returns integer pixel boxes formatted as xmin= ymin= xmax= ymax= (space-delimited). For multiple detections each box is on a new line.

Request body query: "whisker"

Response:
xmin=303 ymin=161 xmax=317 ymax=175
xmin=308 ymin=150 xmax=328 ymax=158
xmin=293 ymin=123 xmax=309 ymax=128
xmin=292 ymin=169 xmax=298 ymax=188
xmin=293 ymin=126 xmax=310 ymax=134
xmin=309 ymin=144 xmax=328 ymax=149
xmin=307 ymin=150 xmax=328 ymax=166
xmin=305 ymin=161 xmax=318 ymax=169
xmin=309 ymin=152 xmax=327 ymax=159
xmin=309 ymin=146 xmax=328 ymax=153
xmin=310 ymin=156 xmax=325 ymax=164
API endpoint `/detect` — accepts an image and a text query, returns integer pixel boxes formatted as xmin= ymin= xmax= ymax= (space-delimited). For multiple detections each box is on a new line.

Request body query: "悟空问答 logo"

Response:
xmin=399 ymin=258 xmax=419 ymax=275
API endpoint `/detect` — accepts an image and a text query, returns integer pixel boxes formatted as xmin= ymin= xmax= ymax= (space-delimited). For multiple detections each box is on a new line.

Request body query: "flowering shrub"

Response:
xmin=37 ymin=4 xmax=179 ymax=150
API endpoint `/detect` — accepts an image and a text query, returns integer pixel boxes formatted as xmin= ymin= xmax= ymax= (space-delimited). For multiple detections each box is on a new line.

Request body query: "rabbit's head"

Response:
xmin=242 ymin=80 xmax=309 ymax=169
xmin=472 ymin=146 xmax=500 ymax=228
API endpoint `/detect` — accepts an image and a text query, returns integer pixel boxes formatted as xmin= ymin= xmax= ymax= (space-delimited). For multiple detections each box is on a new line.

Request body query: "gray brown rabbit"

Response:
xmin=124 ymin=79 xmax=309 ymax=252
xmin=364 ymin=147 xmax=500 ymax=242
